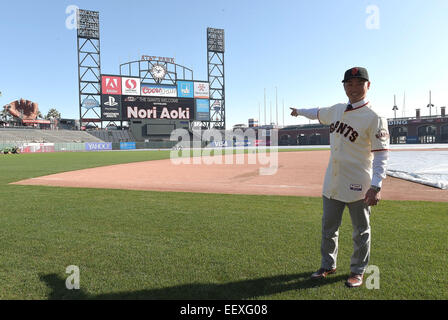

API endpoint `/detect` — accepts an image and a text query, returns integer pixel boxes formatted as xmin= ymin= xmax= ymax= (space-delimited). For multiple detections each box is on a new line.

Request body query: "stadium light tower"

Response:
xmin=392 ymin=94 xmax=398 ymax=119
xmin=427 ymin=90 xmax=434 ymax=117
xmin=402 ymin=92 xmax=406 ymax=118
xmin=282 ymin=99 xmax=285 ymax=127
xmin=275 ymin=86 xmax=278 ymax=126
xmin=207 ymin=28 xmax=225 ymax=129
xmin=264 ymin=88 xmax=266 ymax=126
xmin=76 ymin=9 xmax=102 ymax=129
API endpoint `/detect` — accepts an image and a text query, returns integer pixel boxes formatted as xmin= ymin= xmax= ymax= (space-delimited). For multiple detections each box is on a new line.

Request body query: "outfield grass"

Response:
xmin=0 ymin=150 xmax=447 ymax=300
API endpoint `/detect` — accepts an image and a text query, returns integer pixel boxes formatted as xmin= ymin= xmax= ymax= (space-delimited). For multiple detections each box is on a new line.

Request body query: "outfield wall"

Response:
xmin=0 ymin=141 xmax=178 ymax=153
xmin=2 ymin=142 xmax=447 ymax=154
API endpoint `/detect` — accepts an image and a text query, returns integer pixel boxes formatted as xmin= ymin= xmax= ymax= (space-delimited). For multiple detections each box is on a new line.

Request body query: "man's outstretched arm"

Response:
xmin=290 ymin=107 xmax=319 ymax=120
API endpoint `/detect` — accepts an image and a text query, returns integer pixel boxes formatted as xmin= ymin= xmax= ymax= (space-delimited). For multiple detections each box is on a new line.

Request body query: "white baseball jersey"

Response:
xmin=317 ymin=99 xmax=389 ymax=203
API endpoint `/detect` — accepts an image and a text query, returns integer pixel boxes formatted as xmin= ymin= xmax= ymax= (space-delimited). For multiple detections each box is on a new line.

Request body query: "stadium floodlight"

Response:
xmin=392 ymin=94 xmax=398 ymax=119
xmin=77 ymin=9 xmax=100 ymax=39
xmin=426 ymin=90 xmax=434 ymax=117
xmin=76 ymin=9 xmax=102 ymax=129
xmin=207 ymin=28 xmax=225 ymax=53
xmin=207 ymin=28 xmax=225 ymax=129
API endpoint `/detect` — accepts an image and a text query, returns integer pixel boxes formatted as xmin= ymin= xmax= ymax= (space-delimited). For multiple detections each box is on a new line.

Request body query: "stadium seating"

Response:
xmin=86 ymin=130 xmax=136 ymax=143
xmin=0 ymin=128 xmax=105 ymax=143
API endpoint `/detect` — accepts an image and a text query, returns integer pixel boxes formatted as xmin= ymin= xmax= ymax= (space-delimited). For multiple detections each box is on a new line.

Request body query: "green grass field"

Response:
xmin=0 ymin=150 xmax=446 ymax=300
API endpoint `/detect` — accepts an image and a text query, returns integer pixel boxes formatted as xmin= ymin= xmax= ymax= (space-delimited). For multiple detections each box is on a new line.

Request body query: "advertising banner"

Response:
xmin=210 ymin=140 xmax=229 ymax=147
xmin=209 ymin=140 xmax=251 ymax=147
xmin=211 ymin=100 xmax=221 ymax=111
xmin=101 ymin=95 xmax=122 ymax=120
xmin=177 ymin=81 xmax=194 ymax=98
xmin=82 ymin=98 xmax=100 ymax=109
xmin=141 ymin=84 xmax=177 ymax=97
xmin=194 ymin=82 xmax=210 ymax=99
xmin=85 ymin=142 xmax=112 ymax=151
xmin=20 ymin=143 xmax=55 ymax=153
xmin=120 ymin=142 xmax=136 ymax=150
xmin=234 ymin=140 xmax=251 ymax=147
xmin=22 ymin=119 xmax=51 ymax=124
xmin=121 ymin=96 xmax=193 ymax=120
xmin=102 ymin=76 xmax=122 ymax=95
xmin=122 ymin=77 xmax=141 ymax=96
xmin=195 ymin=99 xmax=210 ymax=121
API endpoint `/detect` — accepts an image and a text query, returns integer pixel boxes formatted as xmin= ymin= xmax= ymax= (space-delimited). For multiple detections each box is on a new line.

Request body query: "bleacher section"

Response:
xmin=0 ymin=128 xmax=105 ymax=143
xmin=87 ymin=130 xmax=136 ymax=143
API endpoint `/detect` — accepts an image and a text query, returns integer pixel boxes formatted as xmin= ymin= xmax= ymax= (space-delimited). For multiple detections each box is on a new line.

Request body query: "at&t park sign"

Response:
xmin=141 ymin=55 xmax=175 ymax=64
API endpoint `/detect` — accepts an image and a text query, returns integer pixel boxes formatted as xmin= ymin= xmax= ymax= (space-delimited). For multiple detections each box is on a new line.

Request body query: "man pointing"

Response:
xmin=290 ymin=67 xmax=389 ymax=288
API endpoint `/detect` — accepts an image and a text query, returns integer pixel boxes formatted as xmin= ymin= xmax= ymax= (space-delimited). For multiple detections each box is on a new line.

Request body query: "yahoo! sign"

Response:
xmin=85 ymin=142 xmax=112 ymax=151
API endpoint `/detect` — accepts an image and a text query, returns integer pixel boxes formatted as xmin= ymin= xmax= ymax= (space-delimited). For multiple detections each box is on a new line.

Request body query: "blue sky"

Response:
xmin=1 ymin=0 xmax=448 ymax=128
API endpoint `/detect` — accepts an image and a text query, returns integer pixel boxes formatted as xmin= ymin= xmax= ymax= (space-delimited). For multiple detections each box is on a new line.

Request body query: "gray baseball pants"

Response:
xmin=321 ymin=196 xmax=371 ymax=274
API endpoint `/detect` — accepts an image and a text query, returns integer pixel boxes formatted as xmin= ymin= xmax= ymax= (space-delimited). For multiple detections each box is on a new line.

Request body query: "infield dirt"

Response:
xmin=12 ymin=150 xmax=448 ymax=202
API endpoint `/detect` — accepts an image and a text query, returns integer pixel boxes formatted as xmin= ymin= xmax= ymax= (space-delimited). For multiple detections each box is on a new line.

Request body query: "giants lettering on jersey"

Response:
xmin=329 ymin=121 xmax=359 ymax=142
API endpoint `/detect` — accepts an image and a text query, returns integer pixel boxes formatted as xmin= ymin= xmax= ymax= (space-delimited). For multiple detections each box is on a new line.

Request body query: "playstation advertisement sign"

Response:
xmin=101 ymin=95 xmax=122 ymax=120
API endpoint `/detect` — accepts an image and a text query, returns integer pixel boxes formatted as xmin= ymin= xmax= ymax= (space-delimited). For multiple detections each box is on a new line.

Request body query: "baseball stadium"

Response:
xmin=1 ymin=4 xmax=447 ymax=305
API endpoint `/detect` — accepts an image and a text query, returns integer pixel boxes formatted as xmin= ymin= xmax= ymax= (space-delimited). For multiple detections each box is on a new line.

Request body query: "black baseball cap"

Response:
xmin=342 ymin=67 xmax=369 ymax=82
